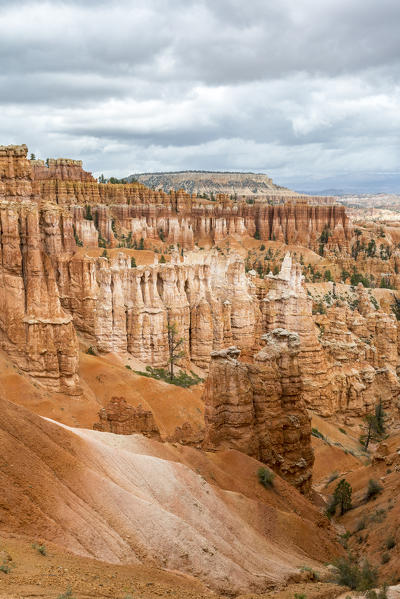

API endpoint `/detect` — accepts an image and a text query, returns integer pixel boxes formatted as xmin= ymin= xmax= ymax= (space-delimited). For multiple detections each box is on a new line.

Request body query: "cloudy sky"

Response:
xmin=1 ymin=0 xmax=400 ymax=192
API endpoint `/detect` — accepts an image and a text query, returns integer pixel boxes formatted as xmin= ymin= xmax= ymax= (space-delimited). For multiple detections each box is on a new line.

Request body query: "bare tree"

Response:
xmin=167 ymin=312 xmax=184 ymax=380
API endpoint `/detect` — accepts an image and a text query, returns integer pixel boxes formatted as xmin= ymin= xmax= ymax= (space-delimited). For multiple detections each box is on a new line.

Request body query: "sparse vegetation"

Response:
xmin=354 ymin=517 xmax=367 ymax=533
xmin=257 ymin=467 xmax=275 ymax=488
xmin=32 ymin=542 xmax=46 ymax=556
xmin=57 ymin=586 xmax=75 ymax=599
xmin=365 ymin=585 xmax=388 ymax=599
xmin=333 ymin=555 xmax=378 ymax=591
xmin=311 ymin=427 xmax=326 ymax=441
xmin=86 ymin=346 xmax=96 ymax=356
xmin=133 ymin=366 xmax=202 ymax=388
xmin=385 ymin=535 xmax=396 ymax=550
xmin=0 ymin=560 xmax=11 ymax=574
xmin=366 ymin=479 xmax=383 ymax=501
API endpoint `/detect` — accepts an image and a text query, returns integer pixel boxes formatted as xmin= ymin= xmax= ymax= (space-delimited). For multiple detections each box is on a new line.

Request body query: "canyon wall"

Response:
xmin=0 ymin=143 xmax=398 ymax=422
xmin=3 ymin=144 xmax=352 ymax=252
xmin=58 ymin=250 xmax=260 ymax=366
xmin=0 ymin=202 xmax=80 ymax=393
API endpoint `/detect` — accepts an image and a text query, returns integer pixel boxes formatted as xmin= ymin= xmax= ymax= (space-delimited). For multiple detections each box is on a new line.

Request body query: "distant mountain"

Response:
xmin=278 ymin=173 xmax=400 ymax=195
xmin=126 ymin=170 xmax=292 ymax=196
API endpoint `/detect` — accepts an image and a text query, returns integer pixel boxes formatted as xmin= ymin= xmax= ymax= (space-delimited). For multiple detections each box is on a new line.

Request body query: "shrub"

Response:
xmin=86 ymin=346 xmax=96 ymax=356
xmin=366 ymin=586 xmax=388 ymax=599
xmin=311 ymin=428 xmax=326 ymax=441
xmin=257 ymin=467 xmax=275 ymax=489
xmin=381 ymin=552 xmax=390 ymax=564
xmin=0 ymin=560 xmax=10 ymax=574
xmin=370 ymin=509 xmax=386 ymax=523
xmin=333 ymin=555 xmax=378 ymax=591
xmin=385 ymin=536 xmax=395 ymax=550
xmin=133 ymin=366 xmax=202 ymax=388
xmin=327 ymin=471 xmax=339 ymax=485
xmin=57 ymin=587 xmax=75 ymax=599
xmin=325 ymin=496 xmax=337 ymax=518
xmin=32 ymin=542 xmax=46 ymax=556
xmin=366 ymin=479 xmax=383 ymax=501
xmin=354 ymin=517 xmax=367 ymax=533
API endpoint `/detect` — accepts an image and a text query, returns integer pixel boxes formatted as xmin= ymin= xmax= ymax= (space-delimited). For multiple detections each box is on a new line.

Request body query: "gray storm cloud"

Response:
xmin=0 ymin=0 xmax=399 ymax=191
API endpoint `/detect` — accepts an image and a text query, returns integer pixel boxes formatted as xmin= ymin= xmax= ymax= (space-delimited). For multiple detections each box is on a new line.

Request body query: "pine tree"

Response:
xmin=130 ymin=256 xmax=136 ymax=268
xmin=159 ymin=255 xmax=166 ymax=263
xmin=360 ymin=401 xmax=386 ymax=449
xmin=167 ymin=313 xmax=184 ymax=380
xmin=333 ymin=479 xmax=352 ymax=515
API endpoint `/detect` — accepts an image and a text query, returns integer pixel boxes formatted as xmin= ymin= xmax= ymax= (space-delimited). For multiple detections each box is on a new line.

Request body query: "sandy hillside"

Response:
xmin=0 ymin=396 xmax=341 ymax=595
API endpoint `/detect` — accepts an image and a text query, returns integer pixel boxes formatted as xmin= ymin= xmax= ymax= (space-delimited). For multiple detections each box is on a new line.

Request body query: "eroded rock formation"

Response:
xmin=0 ymin=143 xmax=398 ymax=420
xmin=93 ymin=397 xmax=161 ymax=438
xmin=203 ymin=334 xmax=314 ymax=494
xmin=0 ymin=202 xmax=80 ymax=393
xmin=4 ymin=144 xmax=353 ymax=252
xmin=260 ymin=254 xmax=400 ymax=419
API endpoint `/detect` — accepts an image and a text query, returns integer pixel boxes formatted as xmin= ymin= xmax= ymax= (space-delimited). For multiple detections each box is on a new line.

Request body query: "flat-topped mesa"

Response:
xmin=31 ymin=157 xmax=96 ymax=182
xmin=203 ymin=334 xmax=314 ymax=494
xmin=0 ymin=144 xmax=33 ymax=201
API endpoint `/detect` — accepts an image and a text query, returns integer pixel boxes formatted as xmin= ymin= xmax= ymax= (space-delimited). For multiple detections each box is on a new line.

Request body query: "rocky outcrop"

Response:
xmin=93 ymin=397 xmax=160 ymax=438
xmin=0 ymin=144 xmax=33 ymax=202
xmin=32 ymin=158 xmax=95 ymax=182
xmin=260 ymin=254 xmax=400 ymax=419
xmin=203 ymin=334 xmax=314 ymax=494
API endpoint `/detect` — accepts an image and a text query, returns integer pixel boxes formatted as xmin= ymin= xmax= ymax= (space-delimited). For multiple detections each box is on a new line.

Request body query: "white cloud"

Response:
xmin=0 ymin=0 xmax=400 ymax=191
